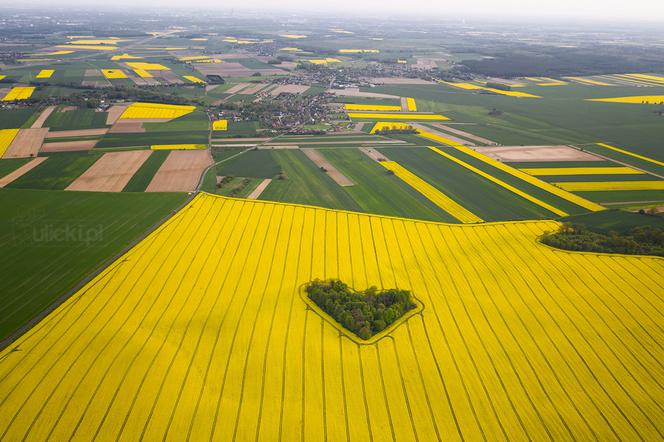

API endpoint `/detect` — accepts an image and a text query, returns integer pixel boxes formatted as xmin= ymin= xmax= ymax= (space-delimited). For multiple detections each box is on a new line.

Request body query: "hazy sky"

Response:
xmin=17 ymin=0 xmax=664 ymax=22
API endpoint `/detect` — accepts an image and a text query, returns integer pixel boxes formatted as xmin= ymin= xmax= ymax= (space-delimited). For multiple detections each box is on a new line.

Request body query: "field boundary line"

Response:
xmin=596 ymin=143 xmax=664 ymax=168
xmin=417 ymin=129 xmax=605 ymax=212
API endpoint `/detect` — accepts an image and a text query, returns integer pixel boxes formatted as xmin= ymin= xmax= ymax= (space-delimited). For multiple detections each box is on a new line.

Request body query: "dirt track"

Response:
xmin=44 ymin=128 xmax=109 ymax=139
xmin=106 ymin=105 xmax=128 ymax=125
xmin=146 ymin=150 xmax=213 ymax=192
xmin=40 ymin=140 xmax=97 ymax=152
xmin=31 ymin=106 xmax=56 ymax=129
xmin=326 ymin=88 xmax=400 ymax=99
xmin=66 ymin=150 xmax=152 ymax=192
xmin=302 ymin=148 xmax=354 ymax=186
xmin=360 ymin=146 xmax=390 ymax=162
xmin=4 ymin=128 xmax=48 ymax=158
xmin=247 ymin=178 xmax=272 ymax=199
xmin=430 ymin=123 xmax=496 ymax=145
xmin=0 ymin=157 xmax=47 ymax=187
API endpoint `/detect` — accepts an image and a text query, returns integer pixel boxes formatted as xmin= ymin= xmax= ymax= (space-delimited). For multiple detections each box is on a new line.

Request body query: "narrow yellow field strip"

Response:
xmin=406 ymin=97 xmax=417 ymax=111
xmin=348 ymin=112 xmax=449 ymax=121
xmin=588 ymin=95 xmax=664 ymax=104
xmin=101 ymin=69 xmax=127 ymax=79
xmin=623 ymin=73 xmax=664 ymax=85
xmin=427 ymin=146 xmax=568 ymax=217
xmin=35 ymin=69 xmax=54 ymax=79
xmin=0 ymin=128 xmax=20 ymax=158
xmin=596 ymin=143 xmax=664 ymax=167
xmin=57 ymin=45 xmax=116 ymax=51
xmin=564 ymin=77 xmax=611 ymax=86
xmin=555 ymin=181 xmax=664 ymax=191
xmin=441 ymin=81 xmax=542 ymax=98
xmin=379 ymin=160 xmax=483 ymax=223
xmin=183 ymin=75 xmax=206 ymax=84
xmin=417 ymin=129 xmax=605 ymax=213
xmin=521 ymin=167 xmax=644 ymax=176
xmin=1 ymin=87 xmax=36 ymax=101
xmin=345 ymin=104 xmax=402 ymax=111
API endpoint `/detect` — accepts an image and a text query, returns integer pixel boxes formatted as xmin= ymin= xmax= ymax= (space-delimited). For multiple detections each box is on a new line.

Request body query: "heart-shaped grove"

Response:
xmin=304 ymin=279 xmax=421 ymax=342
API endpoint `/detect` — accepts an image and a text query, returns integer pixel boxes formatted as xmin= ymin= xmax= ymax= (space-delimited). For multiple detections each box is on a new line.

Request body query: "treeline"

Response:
xmin=541 ymin=223 xmax=664 ymax=257
xmin=306 ymin=279 xmax=416 ymax=340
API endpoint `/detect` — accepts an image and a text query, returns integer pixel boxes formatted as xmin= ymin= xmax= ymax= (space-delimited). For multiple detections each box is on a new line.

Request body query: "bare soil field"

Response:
xmin=106 ymin=105 xmax=128 ymax=125
xmin=269 ymin=84 xmax=310 ymax=96
xmin=109 ymin=121 xmax=146 ymax=133
xmin=31 ymin=106 xmax=56 ymax=129
xmin=66 ymin=150 xmax=152 ymax=192
xmin=44 ymin=128 xmax=109 ymax=138
xmin=84 ymin=69 xmax=101 ymax=77
xmin=302 ymin=148 xmax=354 ymax=186
xmin=151 ymin=70 xmax=184 ymax=85
xmin=241 ymin=83 xmax=270 ymax=94
xmin=40 ymin=140 xmax=98 ymax=152
xmin=476 ymin=145 xmax=603 ymax=162
xmin=81 ymin=80 xmax=112 ymax=88
xmin=247 ymin=178 xmax=272 ymax=199
xmin=0 ymin=157 xmax=47 ymax=187
xmin=4 ymin=128 xmax=48 ymax=158
xmin=326 ymin=87 xmax=400 ymax=99
xmin=146 ymin=150 xmax=213 ymax=192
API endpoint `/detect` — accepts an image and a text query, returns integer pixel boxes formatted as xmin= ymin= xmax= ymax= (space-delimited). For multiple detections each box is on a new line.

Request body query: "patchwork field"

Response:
xmin=0 ymin=193 xmax=662 ymax=440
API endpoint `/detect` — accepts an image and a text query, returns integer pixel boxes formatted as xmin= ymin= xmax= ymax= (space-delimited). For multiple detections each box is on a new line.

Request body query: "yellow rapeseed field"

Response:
xmin=125 ymin=62 xmax=170 ymax=71
xmin=178 ymin=56 xmax=210 ymax=61
xmin=57 ymin=45 xmax=117 ymax=51
xmin=212 ymin=120 xmax=228 ymax=131
xmin=111 ymin=54 xmax=143 ymax=60
xmin=345 ymin=104 xmax=402 ymax=111
xmin=556 ymin=181 xmax=664 ymax=191
xmin=521 ymin=167 xmax=644 ymax=176
xmin=369 ymin=122 xmax=413 ymax=134
xmin=101 ymin=69 xmax=127 ymax=79
xmin=69 ymin=38 xmax=125 ymax=45
xmin=33 ymin=50 xmax=74 ymax=56
xmin=35 ymin=69 xmax=54 ymax=79
xmin=2 ymin=87 xmax=36 ymax=101
xmin=0 ymin=128 xmax=20 ymax=157
xmin=348 ymin=112 xmax=449 ymax=121
xmin=406 ymin=97 xmax=417 ymax=111
xmin=0 ymin=193 xmax=662 ymax=440
xmin=150 ymin=144 xmax=207 ymax=150
xmin=442 ymin=81 xmax=542 ymax=98
xmin=0 ymin=74 xmax=5 ymax=80
xmin=133 ymin=69 xmax=152 ymax=78
xmin=588 ymin=95 xmax=664 ymax=104
xmin=306 ymin=58 xmax=341 ymax=65
xmin=280 ymin=34 xmax=307 ymax=39
xmin=183 ymin=75 xmax=206 ymax=84
xmin=380 ymin=161 xmax=483 ymax=223
xmin=120 ymin=102 xmax=196 ymax=120
xmin=623 ymin=73 xmax=664 ymax=85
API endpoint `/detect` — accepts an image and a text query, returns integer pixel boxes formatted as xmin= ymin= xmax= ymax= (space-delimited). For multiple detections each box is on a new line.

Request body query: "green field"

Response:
xmin=380 ymin=147 xmax=561 ymax=220
xmin=0 ymin=109 xmax=36 ymax=129
xmin=319 ymin=148 xmax=455 ymax=222
xmin=44 ymin=108 xmax=108 ymax=131
xmin=7 ymin=152 xmax=102 ymax=190
xmin=95 ymin=130 xmax=209 ymax=148
xmin=216 ymin=149 xmax=281 ymax=178
xmin=260 ymin=150 xmax=361 ymax=210
xmin=122 ymin=150 xmax=170 ymax=192
xmin=0 ymin=189 xmax=188 ymax=342
xmin=0 ymin=158 xmax=32 ymax=179
xmin=143 ymin=110 xmax=209 ymax=132
xmin=560 ymin=209 xmax=664 ymax=233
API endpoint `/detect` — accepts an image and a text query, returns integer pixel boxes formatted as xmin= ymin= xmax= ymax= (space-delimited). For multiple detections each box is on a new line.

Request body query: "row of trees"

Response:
xmin=306 ymin=279 xmax=416 ymax=340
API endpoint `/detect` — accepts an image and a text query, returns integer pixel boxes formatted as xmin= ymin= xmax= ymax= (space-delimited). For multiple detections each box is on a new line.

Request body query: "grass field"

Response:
xmin=96 ymin=131 xmax=209 ymax=149
xmin=0 ymin=193 xmax=661 ymax=440
xmin=0 ymin=158 xmax=32 ymax=178
xmin=7 ymin=152 xmax=102 ymax=190
xmin=0 ymin=109 xmax=36 ymax=129
xmin=0 ymin=188 xmax=187 ymax=342
xmin=216 ymin=150 xmax=281 ymax=179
